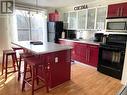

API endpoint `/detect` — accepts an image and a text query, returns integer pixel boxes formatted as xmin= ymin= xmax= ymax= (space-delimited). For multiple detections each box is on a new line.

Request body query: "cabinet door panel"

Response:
xmin=122 ymin=3 xmax=127 ymax=17
xmin=89 ymin=45 xmax=99 ymax=67
xmin=107 ymin=4 xmax=120 ymax=18
xmin=74 ymin=43 xmax=87 ymax=63
xmin=107 ymin=3 xmax=127 ymax=18
xmin=78 ymin=10 xmax=86 ymax=29
xmin=87 ymin=8 xmax=96 ymax=29
xmin=50 ymin=50 xmax=71 ymax=88
xmin=96 ymin=7 xmax=107 ymax=30
xmin=63 ymin=13 xmax=69 ymax=29
xmin=68 ymin=12 xmax=77 ymax=29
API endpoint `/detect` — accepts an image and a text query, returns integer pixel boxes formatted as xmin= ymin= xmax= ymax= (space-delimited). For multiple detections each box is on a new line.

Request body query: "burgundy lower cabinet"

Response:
xmin=40 ymin=49 xmax=71 ymax=88
xmin=88 ymin=45 xmax=99 ymax=67
xmin=73 ymin=42 xmax=87 ymax=63
xmin=59 ymin=39 xmax=99 ymax=67
xmin=74 ymin=43 xmax=99 ymax=67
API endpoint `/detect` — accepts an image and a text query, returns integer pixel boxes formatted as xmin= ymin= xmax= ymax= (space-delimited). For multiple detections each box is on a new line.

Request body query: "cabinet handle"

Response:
xmin=120 ymin=7 xmax=123 ymax=16
xmin=86 ymin=50 xmax=87 ymax=61
xmin=90 ymin=45 xmax=97 ymax=48
xmin=88 ymin=50 xmax=90 ymax=63
xmin=117 ymin=8 xmax=120 ymax=16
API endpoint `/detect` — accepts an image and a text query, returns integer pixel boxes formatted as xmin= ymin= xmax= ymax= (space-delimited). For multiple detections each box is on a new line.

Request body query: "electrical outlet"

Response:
xmin=55 ymin=57 xmax=58 ymax=63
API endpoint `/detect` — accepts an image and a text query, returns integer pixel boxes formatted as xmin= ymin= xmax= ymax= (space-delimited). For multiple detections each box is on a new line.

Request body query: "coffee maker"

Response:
xmin=94 ymin=33 xmax=104 ymax=42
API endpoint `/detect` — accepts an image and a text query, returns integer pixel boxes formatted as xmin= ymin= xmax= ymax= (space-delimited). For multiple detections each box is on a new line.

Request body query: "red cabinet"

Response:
xmin=73 ymin=42 xmax=87 ymax=64
xmin=74 ymin=43 xmax=99 ymax=67
xmin=44 ymin=50 xmax=71 ymax=88
xmin=59 ymin=39 xmax=99 ymax=67
xmin=89 ymin=45 xmax=99 ymax=67
xmin=107 ymin=2 xmax=127 ymax=18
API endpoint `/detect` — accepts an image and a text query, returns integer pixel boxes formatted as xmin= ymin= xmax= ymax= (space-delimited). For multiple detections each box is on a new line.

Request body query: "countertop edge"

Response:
xmin=59 ymin=38 xmax=100 ymax=46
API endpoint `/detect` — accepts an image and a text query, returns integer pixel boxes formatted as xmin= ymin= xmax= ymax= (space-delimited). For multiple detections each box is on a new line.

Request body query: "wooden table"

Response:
xmin=12 ymin=41 xmax=72 ymax=88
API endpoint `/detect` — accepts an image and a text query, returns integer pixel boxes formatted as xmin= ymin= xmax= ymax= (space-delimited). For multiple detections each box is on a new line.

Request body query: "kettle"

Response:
xmin=102 ymin=35 xmax=108 ymax=44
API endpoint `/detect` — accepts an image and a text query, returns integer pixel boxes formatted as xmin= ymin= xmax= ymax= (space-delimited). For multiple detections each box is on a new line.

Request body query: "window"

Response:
xmin=16 ymin=9 xmax=47 ymax=41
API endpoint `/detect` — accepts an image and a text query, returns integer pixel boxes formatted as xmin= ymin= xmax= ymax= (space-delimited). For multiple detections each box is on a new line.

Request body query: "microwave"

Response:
xmin=106 ymin=19 xmax=127 ymax=32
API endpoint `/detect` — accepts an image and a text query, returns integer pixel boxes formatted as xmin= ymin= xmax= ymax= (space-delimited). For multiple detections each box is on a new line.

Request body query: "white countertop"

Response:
xmin=59 ymin=38 xmax=101 ymax=45
xmin=12 ymin=41 xmax=72 ymax=54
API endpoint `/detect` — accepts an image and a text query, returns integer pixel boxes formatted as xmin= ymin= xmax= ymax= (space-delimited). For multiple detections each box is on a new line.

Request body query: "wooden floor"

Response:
xmin=0 ymin=62 xmax=122 ymax=95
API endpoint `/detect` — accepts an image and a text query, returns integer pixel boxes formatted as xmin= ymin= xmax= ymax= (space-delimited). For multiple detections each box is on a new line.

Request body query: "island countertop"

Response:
xmin=12 ymin=41 xmax=72 ymax=54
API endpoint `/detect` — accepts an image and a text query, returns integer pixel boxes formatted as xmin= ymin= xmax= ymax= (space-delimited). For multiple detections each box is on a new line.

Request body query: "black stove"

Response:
xmin=97 ymin=34 xmax=127 ymax=79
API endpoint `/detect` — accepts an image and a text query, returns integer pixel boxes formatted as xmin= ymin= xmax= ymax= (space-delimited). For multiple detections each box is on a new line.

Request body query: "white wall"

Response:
xmin=121 ymin=43 xmax=127 ymax=85
xmin=0 ymin=15 xmax=11 ymax=62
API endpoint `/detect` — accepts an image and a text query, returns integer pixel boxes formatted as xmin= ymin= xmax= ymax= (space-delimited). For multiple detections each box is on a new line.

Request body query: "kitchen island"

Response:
xmin=12 ymin=41 xmax=72 ymax=88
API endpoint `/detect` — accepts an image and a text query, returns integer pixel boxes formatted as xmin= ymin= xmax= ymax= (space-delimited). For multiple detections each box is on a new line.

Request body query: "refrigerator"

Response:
xmin=47 ymin=21 xmax=63 ymax=43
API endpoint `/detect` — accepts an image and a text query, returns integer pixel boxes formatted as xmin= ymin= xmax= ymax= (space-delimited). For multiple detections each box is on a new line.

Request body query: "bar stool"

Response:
xmin=2 ymin=49 xmax=18 ymax=80
xmin=18 ymin=53 xmax=34 ymax=81
xmin=11 ymin=46 xmax=33 ymax=81
xmin=12 ymin=46 xmax=24 ymax=60
xmin=22 ymin=56 xmax=49 ymax=95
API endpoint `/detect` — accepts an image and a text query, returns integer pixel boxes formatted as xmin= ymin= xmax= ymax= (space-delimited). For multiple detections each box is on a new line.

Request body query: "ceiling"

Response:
xmin=15 ymin=0 xmax=94 ymax=7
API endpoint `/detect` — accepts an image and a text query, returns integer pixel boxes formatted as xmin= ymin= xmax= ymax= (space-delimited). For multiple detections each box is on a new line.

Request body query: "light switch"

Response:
xmin=55 ymin=57 xmax=58 ymax=63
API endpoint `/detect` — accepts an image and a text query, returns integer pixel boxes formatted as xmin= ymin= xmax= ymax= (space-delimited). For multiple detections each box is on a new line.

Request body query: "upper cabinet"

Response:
xmin=96 ymin=7 xmax=107 ymax=30
xmin=68 ymin=12 xmax=77 ymax=29
xmin=63 ymin=13 xmax=69 ymax=29
xmin=107 ymin=2 xmax=127 ymax=18
xmin=77 ymin=10 xmax=87 ymax=30
xmin=87 ymin=8 xmax=96 ymax=29
xmin=62 ymin=6 xmax=107 ymax=30
xmin=63 ymin=13 xmax=68 ymax=23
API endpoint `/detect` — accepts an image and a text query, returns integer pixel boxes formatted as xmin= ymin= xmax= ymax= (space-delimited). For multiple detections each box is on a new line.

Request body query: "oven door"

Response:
xmin=99 ymin=45 xmax=125 ymax=69
xmin=97 ymin=45 xmax=125 ymax=79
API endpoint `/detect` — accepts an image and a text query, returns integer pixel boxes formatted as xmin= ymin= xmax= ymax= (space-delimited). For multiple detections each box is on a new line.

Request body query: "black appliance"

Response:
xmin=64 ymin=29 xmax=76 ymax=39
xmin=47 ymin=21 xmax=63 ymax=43
xmin=106 ymin=19 xmax=127 ymax=32
xmin=94 ymin=33 xmax=104 ymax=42
xmin=97 ymin=34 xmax=127 ymax=79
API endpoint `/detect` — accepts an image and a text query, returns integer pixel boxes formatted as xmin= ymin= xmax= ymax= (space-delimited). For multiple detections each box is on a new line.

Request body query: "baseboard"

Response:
xmin=117 ymin=85 xmax=127 ymax=95
xmin=73 ymin=60 xmax=97 ymax=69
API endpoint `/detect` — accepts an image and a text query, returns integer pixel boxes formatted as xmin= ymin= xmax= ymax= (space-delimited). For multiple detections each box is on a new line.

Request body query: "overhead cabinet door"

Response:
xmin=96 ymin=7 xmax=107 ymax=30
xmin=87 ymin=8 xmax=96 ymax=29
xmin=107 ymin=2 xmax=127 ymax=18
xmin=63 ymin=13 xmax=69 ymax=29
xmin=77 ymin=10 xmax=87 ymax=29
xmin=68 ymin=12 xmax=77 ymax=29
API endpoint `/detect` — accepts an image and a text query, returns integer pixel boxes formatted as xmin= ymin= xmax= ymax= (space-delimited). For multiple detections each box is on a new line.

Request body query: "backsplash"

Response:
xmin=76 ymin=30 xmax=97 ymax=40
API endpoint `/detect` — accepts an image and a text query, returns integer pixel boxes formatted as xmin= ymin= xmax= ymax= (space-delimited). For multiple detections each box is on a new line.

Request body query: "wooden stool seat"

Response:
xmin=22 ymin=56 xmax=49 ymax=95
xmin=3 ymin=50 xmax=16 ymax=55
xmin=12 ymin=47 xmax=23 ymax=51
xmin=2 ymin=49 xmax=18 ymax=81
